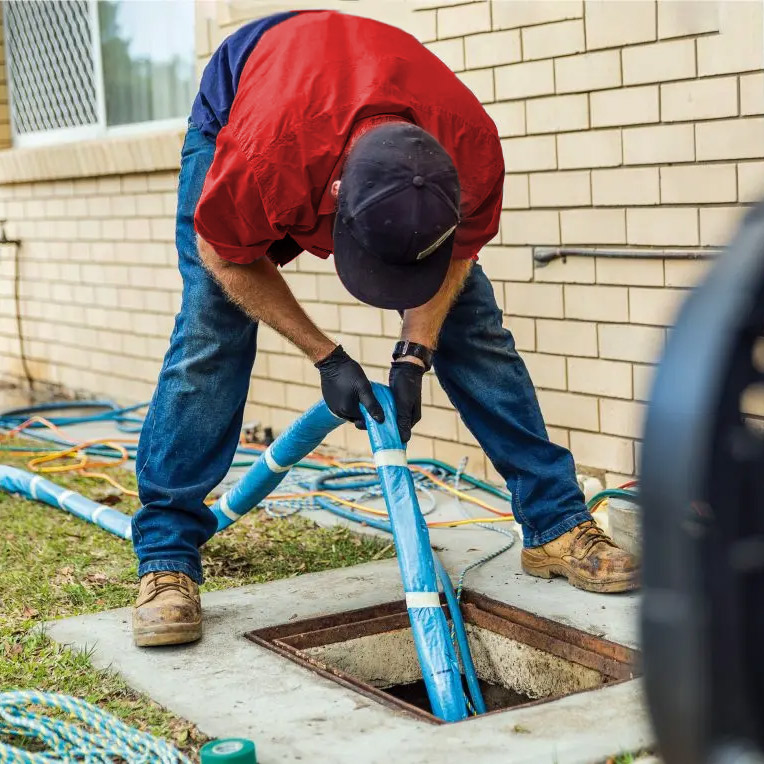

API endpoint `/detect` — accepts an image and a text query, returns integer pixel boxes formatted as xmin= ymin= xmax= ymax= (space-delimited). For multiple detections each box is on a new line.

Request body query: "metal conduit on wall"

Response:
xmin=534 ymin=246 xmax=724 ymax=266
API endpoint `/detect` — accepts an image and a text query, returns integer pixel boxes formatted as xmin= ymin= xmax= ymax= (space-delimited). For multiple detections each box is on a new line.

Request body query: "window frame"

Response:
xmin=5 ymin=0 xmax=191 ymax=149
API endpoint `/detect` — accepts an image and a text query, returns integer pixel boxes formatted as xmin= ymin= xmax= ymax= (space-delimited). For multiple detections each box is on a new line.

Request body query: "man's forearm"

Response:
xmin=400 ymin=259 xmax=473 ymax=356
xmin=198 ymin=237 xmax=335 ymax=363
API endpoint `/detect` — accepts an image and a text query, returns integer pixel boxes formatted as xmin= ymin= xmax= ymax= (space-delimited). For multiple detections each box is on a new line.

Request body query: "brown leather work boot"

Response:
xmin=521 ymin=520 xmax=639 ymax=593
xmin=132 ymin=571 xmax=202 ymax=647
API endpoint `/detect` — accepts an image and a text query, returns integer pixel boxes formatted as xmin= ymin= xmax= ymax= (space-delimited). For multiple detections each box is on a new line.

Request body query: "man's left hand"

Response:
xmin=389 ymin=360 xmax=426 ymax=443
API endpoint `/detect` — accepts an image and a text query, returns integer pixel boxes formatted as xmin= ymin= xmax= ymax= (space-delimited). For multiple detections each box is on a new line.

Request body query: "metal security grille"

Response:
xmin=4 ymin=0 xmax=99 ymax=135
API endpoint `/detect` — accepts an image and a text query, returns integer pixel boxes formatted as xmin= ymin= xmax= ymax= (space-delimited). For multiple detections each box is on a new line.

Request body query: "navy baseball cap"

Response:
xmin=333 ymin=122 xmax=461 ymax=310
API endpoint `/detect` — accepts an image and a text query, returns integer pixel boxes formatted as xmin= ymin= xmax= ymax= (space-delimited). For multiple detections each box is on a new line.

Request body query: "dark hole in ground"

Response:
xmin=385 ymin=676 xmax=534 ymax=713
xmin=247 ymin=591 xmax=640 ymax=723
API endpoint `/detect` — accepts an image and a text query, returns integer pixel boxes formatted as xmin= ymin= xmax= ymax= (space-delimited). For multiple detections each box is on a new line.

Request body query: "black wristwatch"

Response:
xmin=393 ymin=340 xmax=434 ymax=371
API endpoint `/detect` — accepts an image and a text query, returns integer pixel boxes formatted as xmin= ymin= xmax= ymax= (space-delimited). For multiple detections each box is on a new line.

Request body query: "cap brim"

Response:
xmin=333 ymin=216 xmax=454 ymax=310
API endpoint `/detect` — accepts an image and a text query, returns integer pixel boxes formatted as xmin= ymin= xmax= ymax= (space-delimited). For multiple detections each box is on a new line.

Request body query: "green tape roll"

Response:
xmin=200 ymin=738 xmax=257 ymax=763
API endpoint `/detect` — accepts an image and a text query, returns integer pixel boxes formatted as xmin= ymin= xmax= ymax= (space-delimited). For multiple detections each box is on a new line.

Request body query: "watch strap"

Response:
xmin=393 ymin=340 xmax=434 ymax=371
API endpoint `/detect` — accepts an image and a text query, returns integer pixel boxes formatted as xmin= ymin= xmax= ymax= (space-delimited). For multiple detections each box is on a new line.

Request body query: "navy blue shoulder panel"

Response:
xmin=190 ymin=11 xmax=298 ymax=141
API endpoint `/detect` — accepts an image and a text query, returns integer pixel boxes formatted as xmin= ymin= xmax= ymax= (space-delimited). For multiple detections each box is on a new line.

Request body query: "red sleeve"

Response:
xmin=194 ymin=125 xmax=275 ymax=264
xmin=451 ymin=137 xmax=504 ymax=261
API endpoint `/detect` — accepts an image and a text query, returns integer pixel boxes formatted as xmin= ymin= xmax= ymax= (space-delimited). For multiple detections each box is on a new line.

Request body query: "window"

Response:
xmin=98 ymin=0 xmax=195 ymax=128
xmin=3 ymin=0 xmax=195 ymax=147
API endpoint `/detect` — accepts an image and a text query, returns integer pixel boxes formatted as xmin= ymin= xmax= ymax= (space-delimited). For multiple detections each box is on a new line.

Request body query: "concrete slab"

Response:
xmin=47 ymin=556 xmax=650 ymax=764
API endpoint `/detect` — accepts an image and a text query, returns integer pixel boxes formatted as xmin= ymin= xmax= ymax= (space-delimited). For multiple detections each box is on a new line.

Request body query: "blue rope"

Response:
xmin=0 ymin=691 xmax=191 ymax=763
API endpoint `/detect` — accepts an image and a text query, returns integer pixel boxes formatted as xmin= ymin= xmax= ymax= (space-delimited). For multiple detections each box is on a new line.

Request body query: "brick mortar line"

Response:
xmin=1 ymin=357 xmax=160 ymax=384
xmin=506 ymin=158 xmax=764 ymax=174
xmin=6 ymin=314 xmax=173 ymax=331
xmin=460 ymin=25 xmax=719 ymax=42
xmin=500 ymin=202 xmax=749 ymax=210
xmin=4 ymin=212 xmax=174 ymax=219
xmin=530 ymin=118 xmax=760 ymax=135
xmin=13 ymin=262 xmax=179 ymax=271
xmin=158 ymin=52 xmax=764 ymax=85
xmin=497 ymin=59 xmax=760 ymax=80
xmin=13 ymin=258 xmax=177 ymax=266
xmin=0 ymin=182 xmax=175 ymax=198
xmin=16 ymin=298 xmax=177 ymax=311
xmin=5 ymin=189 xmax=174 ymax=200
xmin=0 ymin=325 xmax=171 ymax=345
xmin=2 ymin=240 xmax=175 ymax=247
xmin=8 ymin=313 xmax=175 ymax=328
xmin=543 ymin=96 xmax=756 ymax=110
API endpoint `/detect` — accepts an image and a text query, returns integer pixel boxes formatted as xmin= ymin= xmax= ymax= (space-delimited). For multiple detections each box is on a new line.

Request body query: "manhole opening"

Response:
xmin=246 ymin=590 xmax=640 ymax=724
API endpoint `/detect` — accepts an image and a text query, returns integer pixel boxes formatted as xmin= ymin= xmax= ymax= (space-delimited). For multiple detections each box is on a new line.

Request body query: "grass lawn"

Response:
xmin=0 ymin=440 xmax=395 ymax=760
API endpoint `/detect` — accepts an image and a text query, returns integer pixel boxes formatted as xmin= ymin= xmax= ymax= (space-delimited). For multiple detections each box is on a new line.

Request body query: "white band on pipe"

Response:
xmin=264 ymin=447 xmax=291 ymax=473
xmin=124 ymin=526 xmax=132 ymax=540
xmin=218 ymin=493 xmax=241 ymax=522
xmin=91 ymin=505 xmax=105 ymax=523
xmin=57 ymin=490 xmax=75 ymax=510
xmin=374 ymin=449 xmax=407 ymax=468
xmin=29 ymin=476 xmax=42 ymax=500
xmin=405 ymin=591 xmax=442 ymax=609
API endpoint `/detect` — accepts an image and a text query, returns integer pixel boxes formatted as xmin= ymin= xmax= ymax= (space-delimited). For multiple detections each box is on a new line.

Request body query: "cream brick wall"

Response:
xmin=1 ymin=0 xmax=763 ymax=487
xmin=0 ymin=174 xmax=180 ymax=403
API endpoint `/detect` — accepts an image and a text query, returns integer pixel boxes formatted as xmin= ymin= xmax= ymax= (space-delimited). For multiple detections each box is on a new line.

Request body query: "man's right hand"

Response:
xmin=315 ymin=345 xmax=385 ymax=429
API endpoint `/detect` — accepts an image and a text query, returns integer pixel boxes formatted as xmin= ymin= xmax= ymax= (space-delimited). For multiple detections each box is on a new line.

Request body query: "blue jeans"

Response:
xmin=133 ymin=124 xmax=591 ymax=583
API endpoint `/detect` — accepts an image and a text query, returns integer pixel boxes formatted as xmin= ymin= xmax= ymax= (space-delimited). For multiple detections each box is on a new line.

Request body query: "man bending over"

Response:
xmin=131 ymin=10 xmax=638 ymax=647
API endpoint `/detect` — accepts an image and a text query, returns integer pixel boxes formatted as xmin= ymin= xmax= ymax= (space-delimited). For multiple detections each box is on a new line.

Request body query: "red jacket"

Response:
xmin=194 ymin=10 xmax=504 ymax=267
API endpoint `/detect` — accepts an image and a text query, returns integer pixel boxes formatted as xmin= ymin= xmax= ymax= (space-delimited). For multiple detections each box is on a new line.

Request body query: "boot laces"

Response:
xmin=145 ymin=572 xmax=191 ymax=598
xmin=572 ymin=520 xmax=616 ymax=556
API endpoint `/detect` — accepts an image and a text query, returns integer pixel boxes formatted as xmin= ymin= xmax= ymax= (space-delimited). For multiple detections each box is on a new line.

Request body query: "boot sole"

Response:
xmin=521 ymin=557 xmax=640 ymax=594
xmin=133 ymin=621 xmax=202 ymax=647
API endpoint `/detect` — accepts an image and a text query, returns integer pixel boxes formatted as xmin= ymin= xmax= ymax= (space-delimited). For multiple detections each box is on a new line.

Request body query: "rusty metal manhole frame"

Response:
xmin=245 ymin=590 xmax=640 ymax=724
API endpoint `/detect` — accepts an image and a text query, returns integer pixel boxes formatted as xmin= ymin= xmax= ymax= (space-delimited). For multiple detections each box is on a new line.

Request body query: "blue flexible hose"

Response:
xmin=587 ymin=487 xmax=639 ymax=510
xmin=0 ymin=400 xmax=148 ymax=433
xmin=0 ymin=465 xmax=132 ymax=539
xmin=210 ymin=400 xmax=344 ymax=530
xmin=0 ymin=401 xmax=518 ymax=502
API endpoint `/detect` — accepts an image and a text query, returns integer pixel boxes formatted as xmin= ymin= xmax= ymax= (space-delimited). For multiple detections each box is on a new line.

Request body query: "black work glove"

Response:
xmin=315 ymin=345 xmax=384 ymax=429
xmin=389 ymin=361 xmax=426 ymax=444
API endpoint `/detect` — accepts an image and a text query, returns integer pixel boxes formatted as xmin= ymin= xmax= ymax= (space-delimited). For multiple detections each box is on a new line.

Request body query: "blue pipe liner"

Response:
xmin=360 ymin=384 xmax=468 ymax=722
xmin=433 ymin=554 xmax=487 ymax=715
xmin=211 ymin=400 xmax=344 ymax=530
xmin=309 ymin=472 xmax=486 ymax=716
xmin=0 ymin=465 xmax=132 ymax=539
